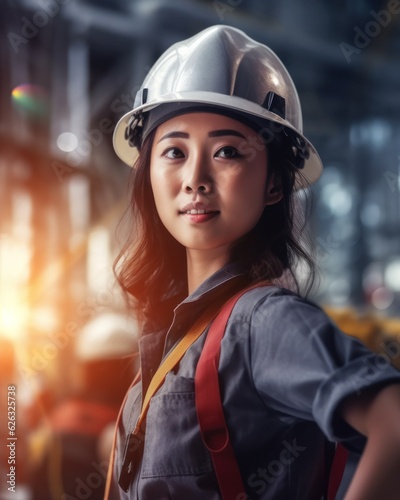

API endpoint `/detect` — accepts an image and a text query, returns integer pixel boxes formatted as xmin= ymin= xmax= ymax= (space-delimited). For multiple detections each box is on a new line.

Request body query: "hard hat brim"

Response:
xmin=113 ymin=92 xmax=323 ymax=189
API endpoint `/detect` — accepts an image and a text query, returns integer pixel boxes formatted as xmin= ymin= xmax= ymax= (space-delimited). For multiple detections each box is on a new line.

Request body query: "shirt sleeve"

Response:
xmin=248 ymin=287 xmax=400 ymax=444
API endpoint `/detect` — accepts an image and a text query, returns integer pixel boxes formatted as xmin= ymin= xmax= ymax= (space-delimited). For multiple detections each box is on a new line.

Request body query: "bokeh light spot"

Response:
xmin=385 ymin=260 xmax=400 ymax=292
xmin=57 ymin=132 xmax=79 ymax=152
xmin=11 ymin=83 xmax=49 ymax=119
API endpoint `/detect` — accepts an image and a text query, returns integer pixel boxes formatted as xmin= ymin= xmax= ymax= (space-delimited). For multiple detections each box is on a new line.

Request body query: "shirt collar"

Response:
xmin=141 ymin=261 xmax=248 ymax=336
xmin=179 ymin=260 xmax=248 ymax=305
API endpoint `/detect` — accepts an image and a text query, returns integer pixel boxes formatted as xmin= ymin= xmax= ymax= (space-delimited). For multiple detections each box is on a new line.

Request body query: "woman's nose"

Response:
xmin=183 ymin=156 xmax=213 ymax=194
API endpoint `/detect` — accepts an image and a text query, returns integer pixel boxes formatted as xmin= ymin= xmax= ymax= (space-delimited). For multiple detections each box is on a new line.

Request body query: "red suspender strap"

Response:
xmin=327 ymin=444 xmax=348 ymax=500
xmin=195 ymin=286 xmax=257 ymax=500
xmin=195 ymin=282 xmax=348 ymax=500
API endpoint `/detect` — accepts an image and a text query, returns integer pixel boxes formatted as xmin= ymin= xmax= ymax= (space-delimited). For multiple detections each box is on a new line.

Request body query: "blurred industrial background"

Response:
xmin=0 ymin=0 xmax=400 ymax=498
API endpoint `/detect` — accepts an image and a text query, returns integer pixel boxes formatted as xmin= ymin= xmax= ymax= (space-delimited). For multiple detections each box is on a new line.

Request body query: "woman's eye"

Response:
xmin=164 ymin=147 xmax=184 ymax=159
xmin=215 ymin=147 xmax=242 ymax=159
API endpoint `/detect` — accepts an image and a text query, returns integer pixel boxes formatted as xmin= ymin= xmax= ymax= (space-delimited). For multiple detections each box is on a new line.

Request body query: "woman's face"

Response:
xmin=150 ymin=112 xmax=281 ymax=259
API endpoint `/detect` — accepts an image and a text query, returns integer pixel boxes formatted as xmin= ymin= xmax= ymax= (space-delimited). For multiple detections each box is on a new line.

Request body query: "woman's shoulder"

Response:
xmin=235 ymin=282 xmax=321 ymax=311
xmin=232 ymin=282 xmax=330 ymax=329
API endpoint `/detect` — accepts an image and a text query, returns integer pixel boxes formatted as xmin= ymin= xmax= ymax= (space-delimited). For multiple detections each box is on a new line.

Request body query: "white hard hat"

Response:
xmin=75 ymin=312 xmax=137 ymax=361
xmin=113 ymin=24 xmax=323 ymax=188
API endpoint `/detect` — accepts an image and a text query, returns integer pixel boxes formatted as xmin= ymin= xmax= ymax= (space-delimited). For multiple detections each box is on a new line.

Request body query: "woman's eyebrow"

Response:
xmin=157 ymin=131 xmax=189 ymax=143
xmin=157 ymin=129 xmax=247 ymax=143
xmin=208 ymin=129 xmax=246 ymax=139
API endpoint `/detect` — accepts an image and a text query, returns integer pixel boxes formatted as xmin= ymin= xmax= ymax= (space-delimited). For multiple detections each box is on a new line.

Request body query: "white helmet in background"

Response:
xmin=75 ymin=312 xmax=137 ymax=362
xmin=113 ymin=24 xmax=323 ymax=188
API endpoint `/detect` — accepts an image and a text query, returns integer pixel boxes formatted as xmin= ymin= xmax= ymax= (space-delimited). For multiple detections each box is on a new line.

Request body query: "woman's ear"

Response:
xmin=264 ymin=175 xmax=283 ymax=206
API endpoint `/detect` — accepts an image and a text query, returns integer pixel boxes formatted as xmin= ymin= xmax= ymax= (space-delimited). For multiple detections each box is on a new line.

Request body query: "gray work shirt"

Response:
xmin=111 ymin=263 xmax=400 ymax=499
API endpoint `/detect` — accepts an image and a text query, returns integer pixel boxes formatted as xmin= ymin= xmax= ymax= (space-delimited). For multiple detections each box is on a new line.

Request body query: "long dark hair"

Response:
xmin=114 ymin=127 xmax=316 ymax=331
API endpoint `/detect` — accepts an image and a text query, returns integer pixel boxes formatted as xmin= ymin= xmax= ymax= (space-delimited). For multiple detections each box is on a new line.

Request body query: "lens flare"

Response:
xmin=11 ymin=83 xmax=49 ymax=119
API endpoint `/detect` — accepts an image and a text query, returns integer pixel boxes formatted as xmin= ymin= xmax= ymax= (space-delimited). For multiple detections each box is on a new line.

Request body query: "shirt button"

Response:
xmin=149 ymin=368 xmax=155 ymax=377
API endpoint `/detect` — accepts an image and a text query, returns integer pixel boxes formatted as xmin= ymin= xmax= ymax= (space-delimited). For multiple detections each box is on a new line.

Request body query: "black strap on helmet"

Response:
xmin=125 ymin=114 xmax=143 ymax=150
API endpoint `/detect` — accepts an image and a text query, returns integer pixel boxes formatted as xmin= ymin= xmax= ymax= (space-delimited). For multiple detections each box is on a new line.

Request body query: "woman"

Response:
xmin=108 ymin=25 xmax=400 ymax=499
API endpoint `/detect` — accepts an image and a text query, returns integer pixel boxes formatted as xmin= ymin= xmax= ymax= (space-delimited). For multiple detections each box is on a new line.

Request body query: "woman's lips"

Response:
xmin=183 ymin=209 xmax=216 ymax=215
xmin=179 ymin=208 xmax=220 ymax=223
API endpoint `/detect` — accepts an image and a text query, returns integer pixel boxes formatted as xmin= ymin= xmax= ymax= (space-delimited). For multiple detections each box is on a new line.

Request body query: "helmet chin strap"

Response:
xmin=281 ymin=128 xmax=310 ymax=170
xmin=125 ymin=113 xmax=143 ymax=150
xmin=125 ymin=88 xmax=148 ymax=149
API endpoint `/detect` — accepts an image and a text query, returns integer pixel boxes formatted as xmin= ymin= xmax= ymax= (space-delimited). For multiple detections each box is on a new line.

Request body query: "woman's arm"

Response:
xmin=342 ymin=383 xmax=400 ymax=500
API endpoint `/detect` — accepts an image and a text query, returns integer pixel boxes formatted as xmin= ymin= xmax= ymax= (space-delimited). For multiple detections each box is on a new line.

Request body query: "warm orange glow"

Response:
xmin=0 ymin=301 xmax=29 ymax=340
xmin=0 ymin=197 xmax=126 ymax=348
